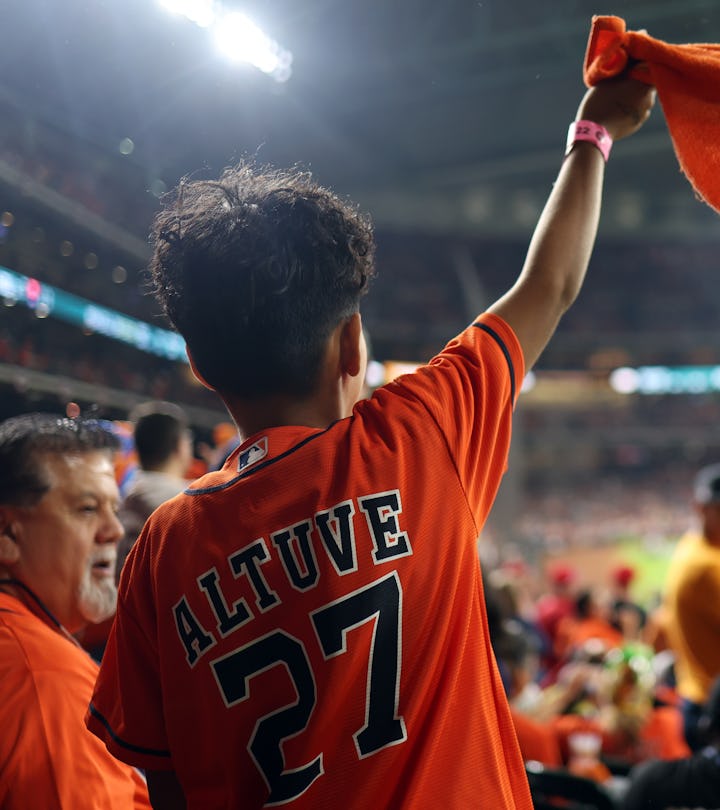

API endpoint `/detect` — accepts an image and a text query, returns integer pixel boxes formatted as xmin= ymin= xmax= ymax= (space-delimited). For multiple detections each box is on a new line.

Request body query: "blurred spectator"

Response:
xmin=642 ymin=601 xmax=672 ymax=654
xmin=0 ymin=413 xmax=150 ymax=808
xmin=484 ymin=574 xmax=562 ymax=768
xmin=663 ymin=462 xmax=720 ymax=750
xmin=609 ymin=565 xmax=647 ymax=640
xmin=620 ymin=675 xmax=720 ymax=810
xmin=554 ymin=588 xmax=624 ymax=663
xmin=197 ymin=421 xmax=241 ymax=472
xmin=544 ymin=642 xmax=688 ymax=769
xmin=115 ymin=401 xmax=193 ymax=581
xmin=535 ymin=563 xmax=578 ymax=677
xmin=496 ymin=621 xmax=564 ymax=768
xmin=488 ymin=568 xmax=551 ymax=674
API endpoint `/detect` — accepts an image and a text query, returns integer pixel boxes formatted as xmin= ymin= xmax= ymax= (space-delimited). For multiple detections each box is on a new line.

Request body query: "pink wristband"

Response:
xmin=565 ymin=120 xmax=613 ymax=162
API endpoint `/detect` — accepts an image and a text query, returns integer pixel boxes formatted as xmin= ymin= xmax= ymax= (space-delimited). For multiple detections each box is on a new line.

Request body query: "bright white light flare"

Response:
xmin=159 ymin=0 xmax=215 ymax=28
xmin=214 ymin=12 xmax=292 ymax=81
xmin=157 ymin=1 xmax=292 ymax=81
xmin=609 ymin=367 xmax=640 ymax=394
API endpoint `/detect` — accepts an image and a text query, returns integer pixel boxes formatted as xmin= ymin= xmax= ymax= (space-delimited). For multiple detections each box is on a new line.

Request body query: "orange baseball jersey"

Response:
xmin=87 ymin=313 xmax=532 ymax=809
xmin=0 ymin=593 xmax=151 ymax=809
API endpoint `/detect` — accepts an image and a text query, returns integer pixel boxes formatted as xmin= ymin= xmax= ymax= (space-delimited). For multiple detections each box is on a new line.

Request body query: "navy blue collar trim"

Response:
xmin=186 ymin=420 xmax=341 ymax=496
xmin=187 ymin=324 xmax=515 ymax=499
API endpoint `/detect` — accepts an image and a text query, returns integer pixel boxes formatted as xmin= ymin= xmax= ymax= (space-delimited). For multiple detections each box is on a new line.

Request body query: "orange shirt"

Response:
xmin=637 ymin=705 xmax=691 ymax=761
xmin=550 ymin=704 xmax=690 ymax=766
xmin=0 ymin=593 xmax=151 ymax=809
xmin=664 ymin=531 xmax=720 ymax=703
xmin=554 ymin=616 xmax=624 ymax=660
xmin=510 ymin=708 xmax=563 ymax=767
xmin=88 ymin=314 xmax=531 ymax=809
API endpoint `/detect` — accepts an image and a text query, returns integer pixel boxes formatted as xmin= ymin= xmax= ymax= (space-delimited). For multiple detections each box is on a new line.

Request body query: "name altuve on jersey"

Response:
xmin=173 ymin=488 xmax=413 ymax=667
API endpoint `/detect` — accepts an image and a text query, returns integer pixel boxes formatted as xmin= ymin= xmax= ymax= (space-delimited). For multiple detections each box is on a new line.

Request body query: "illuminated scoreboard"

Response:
xmin=0 ymin=265 xmax=187 ymax=363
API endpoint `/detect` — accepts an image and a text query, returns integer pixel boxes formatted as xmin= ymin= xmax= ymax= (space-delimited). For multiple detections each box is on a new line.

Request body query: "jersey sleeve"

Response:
xmin=378 ymin=312 xmax=524 ymax=527
xmin=86 ymin=533 xmax=174 ymax=773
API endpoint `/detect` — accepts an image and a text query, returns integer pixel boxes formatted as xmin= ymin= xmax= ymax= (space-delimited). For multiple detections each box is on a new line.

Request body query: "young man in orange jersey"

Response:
xmin=87 ymin=74 xmax=655 ymax=809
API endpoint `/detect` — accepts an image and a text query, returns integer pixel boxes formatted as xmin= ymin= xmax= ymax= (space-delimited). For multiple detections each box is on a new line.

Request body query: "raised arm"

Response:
xmin=488 ymin=74 xmax=656 ymax=370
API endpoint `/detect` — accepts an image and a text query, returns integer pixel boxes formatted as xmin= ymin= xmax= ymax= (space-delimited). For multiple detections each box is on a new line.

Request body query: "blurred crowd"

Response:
xmin=485 ymin=561 xmax=683 ymax=766
xmin=0 ymin=303 xmax=220 ymax=411
xmin=484 ymin=547 xmax=720 ymax=808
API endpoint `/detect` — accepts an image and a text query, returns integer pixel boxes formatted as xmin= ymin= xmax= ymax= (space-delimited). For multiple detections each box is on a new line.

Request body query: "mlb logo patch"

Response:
xmin=238 ymin=437 xmax=269 ymax=471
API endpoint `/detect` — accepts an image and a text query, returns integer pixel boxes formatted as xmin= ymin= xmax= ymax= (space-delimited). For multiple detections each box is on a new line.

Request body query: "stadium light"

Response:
xmin=157 ymin=1 xmax=292 ymax=82
xmin=213 ymin=11 xmax=292 ymax=81
xmin=158 ymin=0 xmax=215 ymax=28
xmin=365 ymin=360 xmax=385 ymax=389
xmin=610 ymin=365 xmax=720 ymax=395
xmin=520 ymin=370 xmax=536 ymax=393
xmin=609 ymin=367 xmax=640 ymax=395
xmin=0 ymin=265 xmax=187 ymax=363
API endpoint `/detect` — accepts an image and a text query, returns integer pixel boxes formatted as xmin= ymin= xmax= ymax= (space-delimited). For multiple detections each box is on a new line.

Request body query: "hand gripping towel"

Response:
xmin=584 ymin=15 xmax=720 ymax=212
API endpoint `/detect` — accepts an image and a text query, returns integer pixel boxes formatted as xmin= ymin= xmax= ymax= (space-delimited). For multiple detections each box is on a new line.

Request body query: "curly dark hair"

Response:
xmin=149 ymin=162 xmax=376 ymax=399
xmin=0 ymin=414 xmax=119 ymax=508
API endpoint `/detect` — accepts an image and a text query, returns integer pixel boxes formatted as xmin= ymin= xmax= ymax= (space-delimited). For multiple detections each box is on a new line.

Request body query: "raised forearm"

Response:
xmin=489 ymin=75 xmax=656 ymax=370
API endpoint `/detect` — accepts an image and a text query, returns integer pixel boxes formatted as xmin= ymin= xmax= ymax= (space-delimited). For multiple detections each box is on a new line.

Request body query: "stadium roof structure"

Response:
xmin=1 ymin=0 xmax=720 ymax=240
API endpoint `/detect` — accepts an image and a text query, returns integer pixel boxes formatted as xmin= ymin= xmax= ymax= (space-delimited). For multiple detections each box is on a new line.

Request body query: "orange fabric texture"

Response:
xmin=584 ymin=14 xmax=720 ymax=213
xmin=88 ymin=313 xmax=531 ymax=810
xmin=0 ymin=593 xmax=151 ymax=809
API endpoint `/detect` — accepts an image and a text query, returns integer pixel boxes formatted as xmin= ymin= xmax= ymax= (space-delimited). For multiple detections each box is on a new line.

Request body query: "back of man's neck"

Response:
xmin=226 ymin=394 xmax=343 ymax=439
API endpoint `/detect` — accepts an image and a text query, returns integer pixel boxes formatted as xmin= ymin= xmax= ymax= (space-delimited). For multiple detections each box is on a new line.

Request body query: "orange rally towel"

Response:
xmin=584 ymin=15 xmax=720 ymax=213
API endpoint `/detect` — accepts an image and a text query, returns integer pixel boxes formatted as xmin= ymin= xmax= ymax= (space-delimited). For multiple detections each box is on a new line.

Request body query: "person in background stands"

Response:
xmin=535 ymin=563 xmax=579 ymax=681
xmin=115 ymin=401 xmax=194 ymax=582
xmin=197 ymin=421 xmax=242 ymax=472
xmin=609 ymin=564 xmax=646 ymax=641
xmin=553 ymin=587 xmax=624 ymax=664
xmin=621 ymin=675 xmax=720 ymax=810
xmin=663 ymin=462 xmax=720 ymax=751
xmin=0 ymin=413 xmax=151 ymax=809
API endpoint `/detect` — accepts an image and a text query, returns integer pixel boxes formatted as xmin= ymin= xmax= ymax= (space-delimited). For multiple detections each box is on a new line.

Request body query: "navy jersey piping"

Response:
xmin=185 ymin=420 xmax=340 ymax=495
xmin=472 ymin=322 xmax=516 ymax=404
xmin=88 ymin=703 xmax=171 ymax=758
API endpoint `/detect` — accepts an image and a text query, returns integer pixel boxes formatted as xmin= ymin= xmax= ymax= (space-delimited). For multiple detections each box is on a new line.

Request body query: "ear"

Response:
xmin=339 ymin=312 xmax=363 ymax=378
xmin=0 ymin=508 xmax=21 ymax=566
xmin=186 ymin=347 xmax=216 ymax=391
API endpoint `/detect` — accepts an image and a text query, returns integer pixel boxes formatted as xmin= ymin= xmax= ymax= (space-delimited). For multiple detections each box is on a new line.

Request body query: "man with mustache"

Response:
xmin=0 ymin=413 xmax=151 ymax=809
